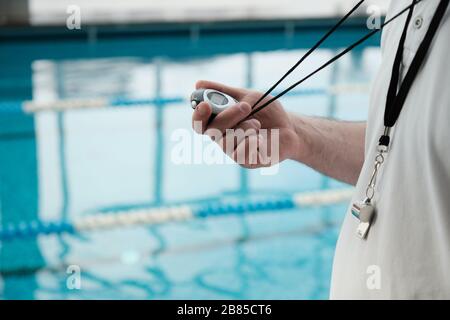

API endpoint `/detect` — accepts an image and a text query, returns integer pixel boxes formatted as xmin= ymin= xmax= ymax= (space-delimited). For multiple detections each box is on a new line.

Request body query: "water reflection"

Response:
xmin=0 ymin=44 xmax=378 ymax=298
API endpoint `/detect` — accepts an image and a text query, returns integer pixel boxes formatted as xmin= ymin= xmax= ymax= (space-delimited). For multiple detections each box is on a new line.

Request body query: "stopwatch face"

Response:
xmin=207 ymin=91 xmax=228 ymax=106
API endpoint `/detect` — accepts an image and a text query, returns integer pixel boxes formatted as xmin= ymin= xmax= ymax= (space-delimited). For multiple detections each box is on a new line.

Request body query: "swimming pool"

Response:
xmin=0 ymin=19 xmax=381 ymax=299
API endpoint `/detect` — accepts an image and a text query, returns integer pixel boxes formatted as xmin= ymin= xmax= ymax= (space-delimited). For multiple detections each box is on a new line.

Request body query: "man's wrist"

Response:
xmin=287 ymin=113 xmax=318 ymax=165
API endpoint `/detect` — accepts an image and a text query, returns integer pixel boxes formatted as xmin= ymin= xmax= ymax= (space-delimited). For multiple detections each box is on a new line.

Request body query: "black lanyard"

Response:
xmin=246 ymin=0 xmax=423 ymax=120
xmin=379 ymin=0 xmax=449 ymax=148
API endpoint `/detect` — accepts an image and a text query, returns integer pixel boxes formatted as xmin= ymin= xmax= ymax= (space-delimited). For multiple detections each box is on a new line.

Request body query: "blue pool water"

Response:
xmin=0 ymin=21 xmax=381 ymax=299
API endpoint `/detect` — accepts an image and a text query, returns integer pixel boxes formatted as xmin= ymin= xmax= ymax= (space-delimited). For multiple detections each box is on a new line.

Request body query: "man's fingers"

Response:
xmin=218 ymin=119 xmax=261 ymax=157
xmin=195 ymin=80 xmax=247 ymax=101
xmin=233 ymin=119 xmax=261 ymax=146
xmin=192 ymin=102 xmax=212 ymax=134
xmin=232 ymin=135 xmax=262 ymax=168
xmin=205 ymin=101 xmax=252 ymax=137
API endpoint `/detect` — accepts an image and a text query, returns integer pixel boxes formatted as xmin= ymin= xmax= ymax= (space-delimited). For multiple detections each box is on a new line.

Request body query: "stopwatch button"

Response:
xmin=191 ymin=101 xmax=197 ymax=108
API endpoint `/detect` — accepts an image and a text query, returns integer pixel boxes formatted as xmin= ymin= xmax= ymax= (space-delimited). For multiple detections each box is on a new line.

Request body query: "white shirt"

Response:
xmin=330 ymin=0 xmax=450 ymax=299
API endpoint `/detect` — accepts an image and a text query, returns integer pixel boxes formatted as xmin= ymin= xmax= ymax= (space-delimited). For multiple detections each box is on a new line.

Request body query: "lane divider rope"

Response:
xmin=0 ymin=188 xmax=354 ymax=242
xmin=0 ymin=84 xmax=370 ymax=114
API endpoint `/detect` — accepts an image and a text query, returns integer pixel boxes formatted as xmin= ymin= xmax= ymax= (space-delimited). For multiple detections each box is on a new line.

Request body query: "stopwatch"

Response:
xmin=190 ymin=89 xmax=238 ymax=115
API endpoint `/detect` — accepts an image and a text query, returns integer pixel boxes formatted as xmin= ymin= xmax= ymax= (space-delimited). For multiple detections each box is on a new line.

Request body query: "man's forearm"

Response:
xmin=289 ymin=113 xmax=366 ymax=185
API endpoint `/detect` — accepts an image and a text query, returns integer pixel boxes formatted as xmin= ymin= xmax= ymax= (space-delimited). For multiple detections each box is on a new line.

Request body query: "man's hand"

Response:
xmin=191 ymin=80 xmax=366 ymax=185
xmin=191 ymin=80 xmax=301 ymax=168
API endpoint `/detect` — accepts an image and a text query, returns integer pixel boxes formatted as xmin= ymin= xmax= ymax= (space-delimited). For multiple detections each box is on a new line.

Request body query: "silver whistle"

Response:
xmin=351 ymin=198 xmax=375 ymax=239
